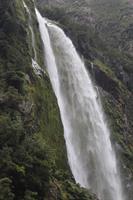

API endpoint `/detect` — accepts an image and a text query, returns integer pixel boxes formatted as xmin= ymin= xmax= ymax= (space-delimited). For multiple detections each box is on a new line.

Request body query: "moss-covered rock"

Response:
xmin=36 ymin=0 xmax=133 ymax=198
xmin=0 ymin=0 xmax=97 ymax=199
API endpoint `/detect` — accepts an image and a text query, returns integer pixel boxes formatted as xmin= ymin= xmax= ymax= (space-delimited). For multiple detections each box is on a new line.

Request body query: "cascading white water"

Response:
xmin=23 ymin=1 xmax=45 ymax=76
xmin=23 ymin=1 xmax=37 ymax=61
xmin=36 ymin=9 xmax=125 ymax=200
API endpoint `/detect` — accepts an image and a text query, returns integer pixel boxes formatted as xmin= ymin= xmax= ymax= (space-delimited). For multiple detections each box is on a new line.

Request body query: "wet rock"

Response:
xmin=19 ymin=100 xmax=33 ymax=114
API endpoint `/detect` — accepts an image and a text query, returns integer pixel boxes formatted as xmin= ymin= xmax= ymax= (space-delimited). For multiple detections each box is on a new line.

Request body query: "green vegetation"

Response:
xmin=0 ymin=0 xmax=97 ymax=199
xmin=0 ymin=0 xmax=132 ymax=198
xmin=36 ymin=0 xmax=133 ymax=198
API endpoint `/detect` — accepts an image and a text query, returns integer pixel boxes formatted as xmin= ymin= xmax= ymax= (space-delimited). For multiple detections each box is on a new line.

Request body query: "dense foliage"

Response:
xmin=0 ymin=0 xmax=98 ymax=199
xmin=0 ymin=0 xmax=132 ymax=199
xmin=36 ymin=0 xmax=133 ymax=199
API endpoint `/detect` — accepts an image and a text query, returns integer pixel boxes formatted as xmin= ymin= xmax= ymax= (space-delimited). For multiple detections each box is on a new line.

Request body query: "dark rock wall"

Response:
xmin=0 ymin=0 xmax=98 ymax=199
xmin=36 ymin=0 xmax=133 ymax=199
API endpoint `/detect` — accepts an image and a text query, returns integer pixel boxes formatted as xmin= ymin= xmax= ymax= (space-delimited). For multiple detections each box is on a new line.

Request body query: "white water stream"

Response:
xmin=23 ymin=1 xmax=45 ymax=77
xmin=36 ymin=9 xmax=124 ymax=200
xmin=23 ymin=1 xmax=37 ymax=61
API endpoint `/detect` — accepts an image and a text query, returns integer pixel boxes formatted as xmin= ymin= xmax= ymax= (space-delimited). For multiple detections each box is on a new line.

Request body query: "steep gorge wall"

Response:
xmin=0 ymin=0 xmax=98 ymax=199
xmin=36 ymin=0 xmax=133 ymax=199
xmin=0 ymin=0 xmax=132 ymax=199
xmin=0 ymin=0 xmax=99 ymax=200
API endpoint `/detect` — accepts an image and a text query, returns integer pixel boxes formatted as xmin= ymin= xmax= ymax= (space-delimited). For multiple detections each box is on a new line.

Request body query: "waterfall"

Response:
xmin=36 ymin=9 xmax=125 ymax=200
xmin=23 ymin=1 xmax=45 ymax=76
xmin=23 ymin=1 xmax=37 ymax=61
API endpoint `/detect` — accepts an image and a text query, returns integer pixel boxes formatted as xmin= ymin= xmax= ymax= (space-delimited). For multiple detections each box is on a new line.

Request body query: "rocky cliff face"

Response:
xmin=0 ymin=0 xmax=132 ymax=199
xmin=0 ymin=0 xmax=97 ymax=199
xmin=36 ymin=0 xmax=133 ymax=199
xmin=37 ymin=0 xmax=133 ymax=91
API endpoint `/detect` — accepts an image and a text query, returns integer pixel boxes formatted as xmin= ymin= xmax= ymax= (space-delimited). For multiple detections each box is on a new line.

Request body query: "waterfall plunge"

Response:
xmin=36 ymin=9 xmax=124 ymax=200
